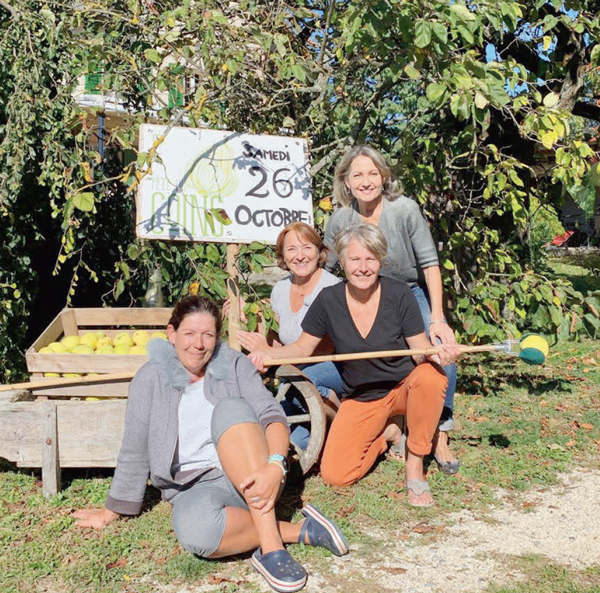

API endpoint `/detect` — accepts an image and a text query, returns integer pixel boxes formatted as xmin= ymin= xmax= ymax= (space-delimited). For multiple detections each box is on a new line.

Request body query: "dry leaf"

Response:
xmin=386 ymin=491 xmax=404 ymax=501
xmin=208 ymin=575 xmax=247 ymax=585
xmin=382 ymin=567 xmax=408 ymax=574
xmin=106 ymin=557 xmax=127 ymax=570
xmin=337 ymin=504 xmax=356 ymax=517
xmin=412 ymin=522 xmax=435 ymax=534
xmin=581 ymin=423 xmax=594 ymax=431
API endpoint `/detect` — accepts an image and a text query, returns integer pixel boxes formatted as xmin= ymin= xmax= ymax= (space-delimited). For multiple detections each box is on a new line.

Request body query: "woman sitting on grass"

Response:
xmin=72 ymin=295 xmax=348 ymax=593
xmin=237 ymin=221 xmax=343 ymax=450
xmin=247 ymin=225 xmax=462 ymax=507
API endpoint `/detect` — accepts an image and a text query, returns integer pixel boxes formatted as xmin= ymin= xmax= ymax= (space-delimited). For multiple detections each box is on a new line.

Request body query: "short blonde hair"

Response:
xmin=275 ymin=222 xmax=328 ymax=270
xmin=334 ymin=224 xmax=388 ymax=265
xmin=333 ymin=145 xmax=401 ymax=208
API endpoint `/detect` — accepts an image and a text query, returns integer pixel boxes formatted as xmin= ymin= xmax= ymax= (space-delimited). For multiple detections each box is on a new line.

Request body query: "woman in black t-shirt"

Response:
xmin=247 ymin=224 xmax=462 ymax=507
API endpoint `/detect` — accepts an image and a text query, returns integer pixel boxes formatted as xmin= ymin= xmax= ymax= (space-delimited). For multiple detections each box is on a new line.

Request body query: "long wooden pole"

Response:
xmin=0 ymin=372 xmax=135 ymax=392
xmin=0 ymin=343 xmax=507 ymax=392
xmin=263 ymin=343 xmax=504 ymax=366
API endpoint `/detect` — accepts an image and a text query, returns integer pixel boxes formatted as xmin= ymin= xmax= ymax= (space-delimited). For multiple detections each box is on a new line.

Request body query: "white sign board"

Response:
xmin=135 ymin=125 xmax=313 ymax=244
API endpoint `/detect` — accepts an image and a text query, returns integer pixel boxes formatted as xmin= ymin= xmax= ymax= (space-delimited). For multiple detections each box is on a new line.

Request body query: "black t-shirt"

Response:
xmin=301 ymin=276 xmax=424 ymax=401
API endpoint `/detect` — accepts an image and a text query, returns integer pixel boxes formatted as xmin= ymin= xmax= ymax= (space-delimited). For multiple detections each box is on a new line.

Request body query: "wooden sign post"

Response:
xmin=226 ymin=244 xmax=241 ymax=350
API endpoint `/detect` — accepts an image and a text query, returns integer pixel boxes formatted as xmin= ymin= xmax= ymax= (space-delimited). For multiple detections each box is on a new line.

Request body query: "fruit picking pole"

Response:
xmin=0 ymin=339 xmax=542 ymax=392
xmin=0 ymin=372 xmax=135 ymax=392
xmin=263 ymin=343 xmax=508 ymax=367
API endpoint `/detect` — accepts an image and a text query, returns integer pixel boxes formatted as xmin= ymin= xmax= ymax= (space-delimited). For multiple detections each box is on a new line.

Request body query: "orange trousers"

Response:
xmin=320 ymin=362 xmax=448 ymax=487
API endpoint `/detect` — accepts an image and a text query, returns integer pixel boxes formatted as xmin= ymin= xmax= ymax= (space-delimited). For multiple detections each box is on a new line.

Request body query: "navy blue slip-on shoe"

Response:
xmin=299 ymin=504 xmax=349 ymax=556
xmin=251 ymin=548 xmax=307 ymax=593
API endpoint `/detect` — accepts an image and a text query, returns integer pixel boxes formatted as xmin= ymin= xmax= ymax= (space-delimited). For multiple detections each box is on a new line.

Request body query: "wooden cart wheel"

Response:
xmin=275 ymin=364 xmax=327 ymax=474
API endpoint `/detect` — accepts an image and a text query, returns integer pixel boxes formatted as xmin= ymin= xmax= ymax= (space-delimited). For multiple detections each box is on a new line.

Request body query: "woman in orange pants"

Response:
xmin=245 ymin=224 xmax=462 ymax=507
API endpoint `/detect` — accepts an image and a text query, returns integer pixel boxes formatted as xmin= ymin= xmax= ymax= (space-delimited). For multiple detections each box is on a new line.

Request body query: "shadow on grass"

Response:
xmin=489 ymin=434 xmax=511 ymax=448
xmin=458 ymin=358 xmax=575 ymax=397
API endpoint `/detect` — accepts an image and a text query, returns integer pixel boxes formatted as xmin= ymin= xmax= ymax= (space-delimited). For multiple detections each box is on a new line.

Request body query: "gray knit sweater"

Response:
xmin=106 ymin=339 xmax=287 ymax=515
xmin=324 ymin=197 xmax=439 ymax=287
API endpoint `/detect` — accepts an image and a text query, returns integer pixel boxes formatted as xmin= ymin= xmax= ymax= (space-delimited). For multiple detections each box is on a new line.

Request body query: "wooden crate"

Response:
xmin=0 ymin=398 xmax=127 ymax=496
xmin=25 ymin=307 xmax=172 ymax=398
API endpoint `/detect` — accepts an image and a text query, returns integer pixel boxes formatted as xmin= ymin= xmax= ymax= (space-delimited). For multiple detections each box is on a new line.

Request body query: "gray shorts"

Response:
xmin=170 ymin=397 xmax=259 ymax=558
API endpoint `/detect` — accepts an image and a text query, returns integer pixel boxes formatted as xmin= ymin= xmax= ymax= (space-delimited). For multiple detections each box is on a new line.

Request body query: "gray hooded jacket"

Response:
xmin=106 ymin=339 xmax=288 ymax=515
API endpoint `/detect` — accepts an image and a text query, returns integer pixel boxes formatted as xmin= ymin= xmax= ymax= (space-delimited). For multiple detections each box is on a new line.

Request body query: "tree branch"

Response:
xmin=0 ymin=0 xmax=17 ymax=18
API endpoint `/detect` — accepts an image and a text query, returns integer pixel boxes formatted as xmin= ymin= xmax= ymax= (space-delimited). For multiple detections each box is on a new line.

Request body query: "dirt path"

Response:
xmin=151 ymin=469 xmax=600 ymax=593
xmin=314 ymin=468 xmax=600 ymax=593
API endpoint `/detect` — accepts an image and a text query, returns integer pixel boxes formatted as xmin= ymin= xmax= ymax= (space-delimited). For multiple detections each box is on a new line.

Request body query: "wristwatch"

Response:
xmin=268 ymin=453 xmax=289 ymax=478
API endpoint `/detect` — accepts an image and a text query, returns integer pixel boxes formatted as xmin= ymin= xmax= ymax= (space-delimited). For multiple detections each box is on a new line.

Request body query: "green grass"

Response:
xmin=5 ymin=337 xmax=597 ymax=593
xmin=549 ymin=254 xmax=600 ymax=294
xmin=1 ymin=256 xmax=600 ymax=592
xmin=485 ymin=556 xmax=600 ymax=593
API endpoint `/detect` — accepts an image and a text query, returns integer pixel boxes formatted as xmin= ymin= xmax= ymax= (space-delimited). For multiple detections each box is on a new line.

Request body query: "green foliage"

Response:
xmin=321 ymin=0 xmax=600 ymax=343
xmin=1 ymin=0 xmax=600 ymax=381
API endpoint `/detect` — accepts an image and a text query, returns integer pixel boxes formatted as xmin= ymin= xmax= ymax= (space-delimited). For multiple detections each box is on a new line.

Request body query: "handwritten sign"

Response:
xmin=135 ymin=125 xmax=313 ymax=244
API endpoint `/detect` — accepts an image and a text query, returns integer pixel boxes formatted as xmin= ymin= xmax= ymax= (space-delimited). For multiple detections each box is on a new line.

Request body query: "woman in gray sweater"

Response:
xmin=324 ymin=145 xmax=460 ymax=474
xmin=72 ymin=295 xmax=348 ymax=593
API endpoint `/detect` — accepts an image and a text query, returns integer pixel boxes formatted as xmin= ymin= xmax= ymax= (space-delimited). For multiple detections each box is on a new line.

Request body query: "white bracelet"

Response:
xmin=268 ymin=460 xmax=287 ymax=482
xmin=429 ymin=319 xmax=448 ymax=325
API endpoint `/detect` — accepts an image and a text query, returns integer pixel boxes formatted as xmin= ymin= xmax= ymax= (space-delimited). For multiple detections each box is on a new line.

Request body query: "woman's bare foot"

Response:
xmin=383 ymin=420 xmax=406 ymax=461
xmin=406 ymin=452 xmax=434 ymax=507
xmin=383 ymin=422 xmax=402 ymax=446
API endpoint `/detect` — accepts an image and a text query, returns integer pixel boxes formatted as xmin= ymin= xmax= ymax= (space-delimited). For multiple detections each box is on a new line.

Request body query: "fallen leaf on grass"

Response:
xmin=582 ymin=357 xmax=598 ymax=365
xmin=522 ymin=502 xmax=537 ymax=508
xmin=565 ymin=440 xmax=576 ymax=447
xmin=460 ymin=435 xmax=482 ymax=446
xmin=336 ymin=504 xmax=356 ymax=517
xmin=332 ymin=488 xmax=354 ymax=497
xmin=581 ymin=423 xmax=594 ymax=431
xmin=548 ymin=443 xmax=566 ymax=451
xmin=208 ymin=575 xmax=247 ymax=585
xmin=412 ymin=522 xmax=435 ymax=534
xmin=382 ymin=567 xmax=408 ymax=574
xmin=106 ymin=557 xmax=127 ymax=570
xmin=386 ymin=491 xmax=404 ymax=501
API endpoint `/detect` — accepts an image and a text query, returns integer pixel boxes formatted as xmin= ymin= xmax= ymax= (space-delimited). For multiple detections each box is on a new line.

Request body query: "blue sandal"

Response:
xmin=252 ymin=548 xmax=307 ymax=592
xmin=298 ymin=504 xmax=349 ymax=556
